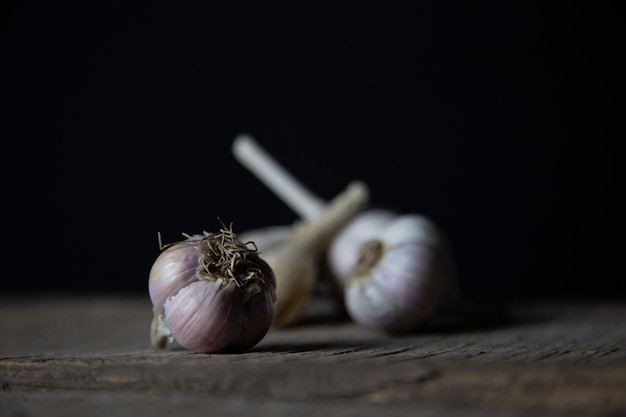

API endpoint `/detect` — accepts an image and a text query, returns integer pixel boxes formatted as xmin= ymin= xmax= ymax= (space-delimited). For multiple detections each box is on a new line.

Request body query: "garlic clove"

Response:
xmin=164 ymin=279 xmax=244 ymax=353
xmin=148 ymin=238 xmax=203 ymax=314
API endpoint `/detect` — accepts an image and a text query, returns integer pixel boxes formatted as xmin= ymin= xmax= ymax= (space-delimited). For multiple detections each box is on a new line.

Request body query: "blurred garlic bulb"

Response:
xmin=342 ymin=214 xmax=456 ymax=333
xmin=148 ymin=224 xmax=276 ymax=353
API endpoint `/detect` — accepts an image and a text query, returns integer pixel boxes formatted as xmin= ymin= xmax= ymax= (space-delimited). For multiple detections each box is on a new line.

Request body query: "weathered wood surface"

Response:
xmin=1 ymin=295 xmax=625 ymax=416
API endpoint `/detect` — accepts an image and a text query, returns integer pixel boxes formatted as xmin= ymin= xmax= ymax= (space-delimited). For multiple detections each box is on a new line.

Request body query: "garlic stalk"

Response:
xmin=232 ymin=134 xmax=370 ymax=327
xmin=148 ymin=224 xmax=276 ymax=353
xmin=232 ymin=133 xmax=326 ymax=222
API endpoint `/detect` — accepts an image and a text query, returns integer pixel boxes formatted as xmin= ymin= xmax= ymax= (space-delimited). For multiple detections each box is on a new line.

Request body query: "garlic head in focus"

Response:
xmin=148 ymin=225 xmax=275 ymax=353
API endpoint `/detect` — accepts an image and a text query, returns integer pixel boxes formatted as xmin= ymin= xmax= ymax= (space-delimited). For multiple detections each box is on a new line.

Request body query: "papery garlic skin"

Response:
xmin=344 ymin=214 xmax=450 ymax=333
xmin=148 ymin=229 xmax=276 ymax=353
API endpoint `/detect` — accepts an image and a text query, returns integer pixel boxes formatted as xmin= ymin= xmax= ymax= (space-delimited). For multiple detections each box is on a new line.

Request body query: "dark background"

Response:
xmin=2 ymin=2 xmax=621 ymax=301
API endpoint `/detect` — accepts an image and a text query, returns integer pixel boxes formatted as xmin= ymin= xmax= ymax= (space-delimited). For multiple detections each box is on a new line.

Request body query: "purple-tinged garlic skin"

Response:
xmin=163 ymin=280 xmax=243 ymax=352
xmin=343 ymin=214 xmax=451 ymax=333
xmin=149 ymin=238 xmax=203 ymax=314
xmin=148 ymin=229 xmax=276 ymax=353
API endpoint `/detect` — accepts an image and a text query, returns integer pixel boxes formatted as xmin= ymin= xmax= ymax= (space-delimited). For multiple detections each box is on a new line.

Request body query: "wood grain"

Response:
xmin=1 ymin=295 xmax=625 ymax=416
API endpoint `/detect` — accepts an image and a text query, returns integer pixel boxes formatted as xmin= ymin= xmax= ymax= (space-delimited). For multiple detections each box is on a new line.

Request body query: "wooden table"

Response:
xmin=1 ymin=295 xmax=625 ymax=416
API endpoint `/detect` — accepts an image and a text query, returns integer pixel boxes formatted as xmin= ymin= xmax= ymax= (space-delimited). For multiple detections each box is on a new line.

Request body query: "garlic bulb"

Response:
xmin=148 ymin=225 xmax=276 ymax=353
xmin=342 ymin=214 xmax=456 ymax=333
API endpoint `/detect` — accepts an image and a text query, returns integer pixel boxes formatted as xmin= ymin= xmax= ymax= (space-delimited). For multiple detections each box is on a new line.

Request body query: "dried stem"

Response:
xmin=232 ymin=133 xmax=326 ymax=222
xmin=288 ymin=181 xmax=370 ymax=254
xmin=197 ymin=223 xmax=269 ymax=289
xmin=158 ymin=222 xmax=270 ymax=290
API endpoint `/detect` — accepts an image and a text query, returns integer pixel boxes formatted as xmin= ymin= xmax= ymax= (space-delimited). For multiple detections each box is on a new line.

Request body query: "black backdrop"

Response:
xmin=2 ymin=2 xmax=621 ymax=301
